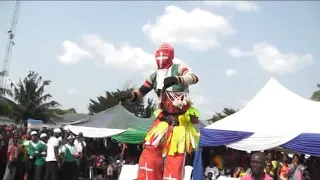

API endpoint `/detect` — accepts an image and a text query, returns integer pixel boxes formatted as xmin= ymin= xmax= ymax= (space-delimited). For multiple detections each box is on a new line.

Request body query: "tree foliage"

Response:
xmin=48 ymin=108 xmax=77 ymax=117
xmin=88 ymin=89 xmax=155 ymax=118
xmin=207 ymin=108 xmax=238 ymax=124
xmin=311 ymin=84 xmax=320 ymax=101
xmin=0 ymin=71 xmax=60 ymax=123
xmin=0 ymin=100 xmax=13 ymax=116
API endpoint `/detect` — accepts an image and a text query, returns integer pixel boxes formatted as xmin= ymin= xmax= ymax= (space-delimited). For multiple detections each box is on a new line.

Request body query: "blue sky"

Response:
xmin=0 ymin=1 xmax=319 ymax=119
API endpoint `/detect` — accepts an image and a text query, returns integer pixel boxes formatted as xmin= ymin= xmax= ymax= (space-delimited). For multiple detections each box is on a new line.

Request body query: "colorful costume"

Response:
xmin=130 ymin=43 xmax=200 ymax=180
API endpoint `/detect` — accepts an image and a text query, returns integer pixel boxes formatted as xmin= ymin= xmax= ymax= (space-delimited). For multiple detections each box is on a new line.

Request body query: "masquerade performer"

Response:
xmin=122 ymin=43 xmax=200 ymax=180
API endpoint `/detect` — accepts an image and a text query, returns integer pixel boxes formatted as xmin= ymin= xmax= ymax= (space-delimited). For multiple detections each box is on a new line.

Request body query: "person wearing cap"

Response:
xmin=21 ymin=131 xmax=47 ymax=180
xmin=60 ymin=135 xmax=79 ymax=180
xmin=53 ymin=128 xmax=63 ymax=146
xmin=40 ymin=133 xmax=48 ymax=143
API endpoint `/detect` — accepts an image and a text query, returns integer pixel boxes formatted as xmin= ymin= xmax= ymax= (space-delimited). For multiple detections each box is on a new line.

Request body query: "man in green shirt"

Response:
xmin=22 ymin=131 xmax=47 ymax=180
xmin=60 ymin=135 xmax=79 ymax=180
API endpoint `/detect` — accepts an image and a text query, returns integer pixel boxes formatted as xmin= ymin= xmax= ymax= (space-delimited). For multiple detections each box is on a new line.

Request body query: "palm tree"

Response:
xmin=144 ymin=98 xmax=156 ymax=118
xmin=0 ymin=71 xmax=60 ymax=123
xmin=0 ymin=101 xmax=13 ymax=116
xmin=88 ymin=89 xmax=155 ymax=118
xmin=221 ymin=108 xmax=237 ymax=116
xmin=207 ymin=108 xmax=238 ymax=124
xmin=0 ymin=87 xmax=12 ymax=97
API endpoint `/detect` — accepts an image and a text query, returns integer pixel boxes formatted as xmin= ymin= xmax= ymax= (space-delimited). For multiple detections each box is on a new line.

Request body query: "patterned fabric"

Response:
xmin=8 ymin=144 xmax=19 ymax=161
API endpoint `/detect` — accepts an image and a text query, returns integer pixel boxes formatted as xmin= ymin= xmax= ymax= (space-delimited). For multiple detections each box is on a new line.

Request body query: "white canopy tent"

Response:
xmin=203 ymin=78 xmax=320 ymax=151
xmin=64 ymin=125 xmax=125 ymax=138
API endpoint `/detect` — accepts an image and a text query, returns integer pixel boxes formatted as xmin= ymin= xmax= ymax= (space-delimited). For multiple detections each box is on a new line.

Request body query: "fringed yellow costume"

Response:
xmin=145 ymin=106 xmax=200 ymax=156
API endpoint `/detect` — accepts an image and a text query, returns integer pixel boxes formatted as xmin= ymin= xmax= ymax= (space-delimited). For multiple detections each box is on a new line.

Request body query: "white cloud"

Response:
xmin=228 ymin=43 xmax=314 ymax=74
xmin=192 ymin=94 xmax=209 ymax=105
xmin=85 ymin=34 xmax=155 ymax=73
xmin=192 ymin=94 xmax=214 ymax=119
xmin=204 ymin=1 xmax=259 ymax=12
xmin=142 ymin=5 xmax=236 ymax=51
xmin=67 ymin=88 xmax=79 ymax=95
xmin=84 ymin=34 xmax=184 ymax=75
xmin=58 ymin=40 xmax=93 ymax=65
xmin=225 ymin=68 xmax=237 ymax=77
xmin=253 ymin=43 xmax=314 ymax=73
xmin=188 ymin=84 xmax=214 ymax=119
xmin=227 ymin=47 xmax=252 ymax=58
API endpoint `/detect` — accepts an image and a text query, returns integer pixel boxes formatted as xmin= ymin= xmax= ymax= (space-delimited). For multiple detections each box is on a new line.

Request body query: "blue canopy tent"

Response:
xmin=27 ymin=119 xmax=43 ymax=129
xmin=193 ymin=78 xmax=320 ymax=179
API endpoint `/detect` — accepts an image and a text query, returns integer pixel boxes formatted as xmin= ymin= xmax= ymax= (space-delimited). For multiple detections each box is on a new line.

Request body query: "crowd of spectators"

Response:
xmin=202 ymin=146 xmax=320 ymax=180
xmin=0 ymin=124 xmax=141 ymax=180
xmin=1 ymin=124 xmax=320 ymax=180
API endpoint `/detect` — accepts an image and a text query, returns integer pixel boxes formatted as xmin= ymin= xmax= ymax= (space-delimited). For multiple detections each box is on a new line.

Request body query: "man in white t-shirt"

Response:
xmin=184 ymin=165 xmax=193 ymax=180
xmin=74 ymin=132 xmax=86 ymax=177
xmin=44 ymin=129 xmax=60 ymax=180
xmin=74 ymin=132 xmax=86 ymax=156
xmin=205 ymin=162 xmax=220 ymax=180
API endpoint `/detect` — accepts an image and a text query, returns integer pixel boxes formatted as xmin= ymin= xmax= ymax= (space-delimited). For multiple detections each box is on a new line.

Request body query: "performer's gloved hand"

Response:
xmin=163 ymin=76 xmax=178 ymax=90
xmin=190 ymin=114 xmax=199 ymax=124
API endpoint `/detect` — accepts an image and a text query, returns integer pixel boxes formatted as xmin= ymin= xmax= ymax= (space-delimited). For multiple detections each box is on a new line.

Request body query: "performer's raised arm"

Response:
xmin=130 ymin=74 xmax=155 ymax=101
xmin=176 ymin=63 xmax=199 ymax=86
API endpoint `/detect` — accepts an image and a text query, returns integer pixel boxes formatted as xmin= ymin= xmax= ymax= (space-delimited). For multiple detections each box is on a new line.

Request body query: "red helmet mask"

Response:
xmin=155 ymin=43 xmax=174 ymax=69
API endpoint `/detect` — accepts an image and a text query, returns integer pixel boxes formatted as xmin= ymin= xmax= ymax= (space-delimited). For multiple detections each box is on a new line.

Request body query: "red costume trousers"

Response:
xmin=163 ymin=154 xmax=185 ymax=180
xmin=137 ymin=146 xmax=162 ymax=180
xmin=137 ymin=146 xmax=185 ymax=180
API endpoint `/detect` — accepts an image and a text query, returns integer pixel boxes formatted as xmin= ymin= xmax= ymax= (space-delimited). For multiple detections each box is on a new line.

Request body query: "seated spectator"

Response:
xmin=104 ymin=161 xmax=113 ymax=180
xmin=279 ymin=154 xmax=289 ymax=180
xmin=233 ymin=167 xmax=243 ymax=178
xmin=241 ymin=152 xmax=273 ymax=180
xmin=288 ymin=154 xmax=303 ymax=180
xmin=265 ymin=164 xmax=274 ymax=179
xmin=207 ymin=172 xmax=213 ymax=180
xmin=205 ymin=162 xmax=219 ymax=180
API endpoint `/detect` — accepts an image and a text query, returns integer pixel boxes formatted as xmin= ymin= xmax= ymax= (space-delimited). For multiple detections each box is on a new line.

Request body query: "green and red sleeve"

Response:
xmin=176 ymin=63 xmax=199 ymax=85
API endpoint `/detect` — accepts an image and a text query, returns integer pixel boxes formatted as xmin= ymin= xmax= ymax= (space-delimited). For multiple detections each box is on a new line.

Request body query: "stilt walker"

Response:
xmin=121 ymin=43 xmax=200 ymax=180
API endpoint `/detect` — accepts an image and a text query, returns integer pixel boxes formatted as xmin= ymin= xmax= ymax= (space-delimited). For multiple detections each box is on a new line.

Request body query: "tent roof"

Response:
xmin=81 ymin=104 xmax=154 ymax=130
xmin=205 ymin=78 xmax=320 ymax=134
xmin=66 ymin=104 xmax=154 ymax=138
xmin=56 ymin=113 xmax=89 ymax=123
xmin=71 ymin=104 xmax=154 ymax=130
